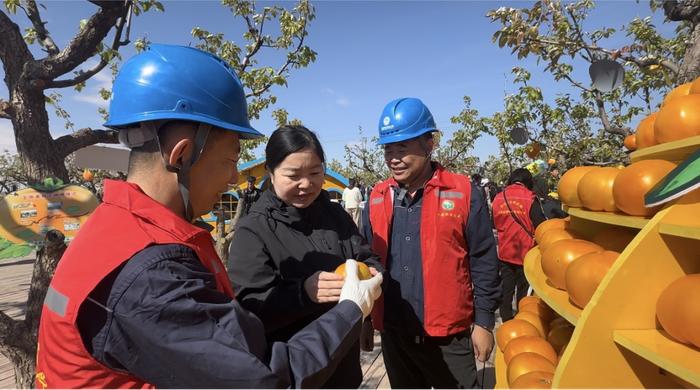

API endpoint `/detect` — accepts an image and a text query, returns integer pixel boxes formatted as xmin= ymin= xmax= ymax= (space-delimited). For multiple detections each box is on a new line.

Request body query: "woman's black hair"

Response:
xmin=507 ymin=168 xmax=534 ymax=190
xmin=265 ymin=125 xmax=326 ymax=171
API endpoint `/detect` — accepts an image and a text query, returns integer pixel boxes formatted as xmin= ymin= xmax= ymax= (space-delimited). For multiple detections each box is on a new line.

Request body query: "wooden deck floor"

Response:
xmin=0 ymin=256 xmax=34 ymax=389
xmin=0 ymin=256 xmax=496 ymax=389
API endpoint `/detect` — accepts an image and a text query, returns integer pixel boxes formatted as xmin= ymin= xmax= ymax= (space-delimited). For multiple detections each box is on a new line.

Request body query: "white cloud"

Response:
xmin=70 ymin=58 xmax=113 ymax=107
xmin=74 ymin=94 xmax=108 ymax=106
xmin=0 ymin=120 xmax=16 ymax=153
xmin=322 ymin=87 xmax=351 ymax=107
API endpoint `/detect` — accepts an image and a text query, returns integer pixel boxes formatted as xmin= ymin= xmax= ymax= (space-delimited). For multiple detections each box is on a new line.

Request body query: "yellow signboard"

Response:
xmin=0 ymin=185 xmax=99 ymax=258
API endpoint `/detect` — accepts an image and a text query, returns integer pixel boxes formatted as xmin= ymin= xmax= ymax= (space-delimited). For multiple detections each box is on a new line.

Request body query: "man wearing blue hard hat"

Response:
xmin=361 ymin=97 xmax=500 ymax=388
xmin=35 ymin=44 xmax=382 ymax=388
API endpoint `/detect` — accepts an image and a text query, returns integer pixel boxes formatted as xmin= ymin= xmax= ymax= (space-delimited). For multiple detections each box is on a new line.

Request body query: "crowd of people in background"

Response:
xmin=38 ymin=44 xmax=573 ymax=389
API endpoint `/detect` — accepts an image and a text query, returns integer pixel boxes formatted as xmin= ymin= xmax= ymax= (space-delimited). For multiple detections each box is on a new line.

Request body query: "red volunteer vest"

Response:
xmin=368 ymin=165 xmax=473 ymax=337
xmin=35 ymin=180 xmax=233 ymax=389
xmin=491 ymin=183 xmax=536 ymax=265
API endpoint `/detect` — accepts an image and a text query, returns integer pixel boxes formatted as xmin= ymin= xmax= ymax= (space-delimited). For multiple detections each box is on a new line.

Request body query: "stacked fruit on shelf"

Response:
xmin=496 ymin=296 xmax=574 ymax=388
xmin=534 ymin=218 xmax=625 ymax=309
xmin=557 ymin=161 xmax=676 ymax=217
xmin=624 ymin=80 xmax=700 ymax=152
xmin=656 ymin=274 xmax=700 ymax=349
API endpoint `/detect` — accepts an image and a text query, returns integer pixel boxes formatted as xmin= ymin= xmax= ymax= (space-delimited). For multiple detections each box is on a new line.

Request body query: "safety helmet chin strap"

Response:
xmin=173 ymin=123 xmax=211 ymax=222
xmin=121 ymin=120 xmax=211 ymax=222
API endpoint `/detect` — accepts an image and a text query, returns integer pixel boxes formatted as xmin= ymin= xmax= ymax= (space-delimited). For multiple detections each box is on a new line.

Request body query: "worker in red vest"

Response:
xmin=361 ymin=98 xmax=500 ymax=388
xmin=491 ymin=168 xmax=546 ymax=321
xmin=35 ymin=44 xmax=382 ymax=389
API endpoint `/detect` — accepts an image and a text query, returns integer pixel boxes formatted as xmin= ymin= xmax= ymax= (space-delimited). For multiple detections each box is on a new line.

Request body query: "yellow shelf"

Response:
xmin=613 ymin=329 xmax=700 ymax=387
xmin=658 ymin=222 xmax=700 ymax=241
xmin=523 ymin=248 xmax=582 ymax=326
xmin=566 ymin=207 xmax=649 ymax=230
xmin=494 ymin=347 xmax=508 ymax=389
xmin=630 ymin=134 xmax=700 ymax=163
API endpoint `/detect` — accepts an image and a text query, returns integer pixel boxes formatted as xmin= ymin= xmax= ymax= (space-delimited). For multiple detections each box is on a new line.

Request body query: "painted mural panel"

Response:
xmin=0 ymin=185 xmax=99 ymax=259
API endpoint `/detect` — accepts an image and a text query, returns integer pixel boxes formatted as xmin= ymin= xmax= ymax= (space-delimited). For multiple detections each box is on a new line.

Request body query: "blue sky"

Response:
xmin=0 ymin=1 xmax=677 ymax=164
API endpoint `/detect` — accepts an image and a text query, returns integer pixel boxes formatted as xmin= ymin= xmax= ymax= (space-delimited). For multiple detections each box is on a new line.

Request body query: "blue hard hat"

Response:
xmin=377 ymin=97 xmax=437 ymax=145
xmin=104 ymin=44 xmax=262 ymax=139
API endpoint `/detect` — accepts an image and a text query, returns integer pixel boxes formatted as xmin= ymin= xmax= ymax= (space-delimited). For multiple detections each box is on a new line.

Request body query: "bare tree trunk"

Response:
xmin=215 ymin=197 xmax=246 ymax=266
xmin=0 ymin=230 xmax=66 ymax=388
xmin=677 ymin=23 xmax=700 ymax=83
xmin=664 ymin=1 xmax=700 ymax=83
xmin=11 ymin=87 xmax=68 ymax=183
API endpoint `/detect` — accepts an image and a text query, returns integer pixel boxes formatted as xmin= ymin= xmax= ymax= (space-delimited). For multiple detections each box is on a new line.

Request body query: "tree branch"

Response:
xmin=47 ymin=6 xmax=129 ymax=89
xmin=240 ymin=8 xmax=268 ymax=73
xmin=566 ymin=6 xmax=595 ymax=61
xmin=25 ymin=0 xmax=60 ymax=55
xmin=582 ymin=159 xmax=618 ymax=166
xmin=663 ymin=0 xmax=700 ymax=22
xmin=525 ymin=36 xmax=681 ymax=74
xmin=594 ymin=92 xmax=630 ymax=136
xmin=245 ymin=18 xmax=308 ymax=98
xmin=0 ymin=98 xmax=14 ymax=119
xmin=0 ymin=10 xmax=35 ymax=88
xmin=54 ymin=128 xmax=119 ymax=158
xmin=31 ymin=2 xmax=128 ymax=81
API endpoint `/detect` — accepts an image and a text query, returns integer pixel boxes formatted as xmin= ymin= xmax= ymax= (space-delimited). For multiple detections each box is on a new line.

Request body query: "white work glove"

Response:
xmin=339 ymin=259 xmax=383 ymax=319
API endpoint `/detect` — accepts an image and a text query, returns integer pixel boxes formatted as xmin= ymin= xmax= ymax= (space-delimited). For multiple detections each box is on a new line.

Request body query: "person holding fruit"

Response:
xmin=229 ymin=124 xmax=384 ymax=388
xmin=35 ymin=45 xmax=384 ymax=389
xmin=361 ymin=97 xmax=500 ymax=388
xmin=491 ymin=168 xmax=546 ymax=321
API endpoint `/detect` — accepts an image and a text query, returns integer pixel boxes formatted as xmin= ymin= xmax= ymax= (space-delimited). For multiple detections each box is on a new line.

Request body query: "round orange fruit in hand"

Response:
xmin=656 ymin=274 xmax=700 ymax=348
xmin=507 ymin=352 xmax=556 ymax=386
xmin=510 ymin=371 xmax=554 ymax=389
xmin=558 ymin=166 xmax=598 ymax=207
xmin=635 ymin=112 xmax=658 ymax=149
xmin=496 ymin=319 xmax=541 ymax=352
xmin=565 ymin=251 xmax=619 ymax=309
xmin=334 ymin=262 xmax=372 ymax=280
xmin=655 ymin=94 xmax=700 ymax=144
xmin=541 ymin=239 xmax=603 ymax=290
xmin=612 ymin=160 xmax=676 ymax=217
xmin=577 ymin=167 xmax=623 ymax=212
xmin=504 ymin=336 xmax=558 ymax=365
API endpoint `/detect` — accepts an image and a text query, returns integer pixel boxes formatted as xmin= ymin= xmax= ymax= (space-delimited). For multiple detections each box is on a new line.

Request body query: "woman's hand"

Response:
xmin=304 ymin=271 xmax=345 ymax=303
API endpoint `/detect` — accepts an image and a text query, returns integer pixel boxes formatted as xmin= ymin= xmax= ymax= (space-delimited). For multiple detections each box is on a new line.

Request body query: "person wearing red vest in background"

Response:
xmin=360 ymin=98 xmax=500 ymax=388
xmin=491 ymin=168 xmax=546 ymax=321
xmin=35 ymin=44 xmax=383 ymax=389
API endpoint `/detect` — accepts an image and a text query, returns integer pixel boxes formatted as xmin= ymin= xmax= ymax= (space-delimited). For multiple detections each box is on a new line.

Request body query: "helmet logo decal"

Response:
xmin=381 ymin=116 xmax=394 ymax=131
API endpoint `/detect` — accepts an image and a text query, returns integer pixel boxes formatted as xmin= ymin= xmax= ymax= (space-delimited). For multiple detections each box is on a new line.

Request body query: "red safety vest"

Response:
xmin=368 ymin=164 xmax=473 ymax=337
xmin=491 ymin=183 xmax=536 ymax=266
xmin=35 ymin=180 xmax=233 ymax=389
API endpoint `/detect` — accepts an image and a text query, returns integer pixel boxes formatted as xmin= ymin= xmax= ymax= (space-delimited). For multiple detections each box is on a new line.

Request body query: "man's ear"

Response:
xmin=424 ymin=136 xmax=435 ymax=157
xmin=167 ymin=138 xmax=195 ymax=171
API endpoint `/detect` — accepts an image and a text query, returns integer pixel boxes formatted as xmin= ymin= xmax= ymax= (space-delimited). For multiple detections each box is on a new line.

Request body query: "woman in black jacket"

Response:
xmin=228 ymin=125 xmax=382 ymax=388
